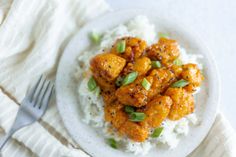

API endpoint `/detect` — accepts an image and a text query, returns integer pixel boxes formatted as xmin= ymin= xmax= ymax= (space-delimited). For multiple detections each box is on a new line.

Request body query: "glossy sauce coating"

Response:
xmin=90 ymin=37 xmax=203 ymax=142
xmin=165 ymin=88 xmax=194 ymax=120
xmin=146 ymin=37 xmax=180 ymax=65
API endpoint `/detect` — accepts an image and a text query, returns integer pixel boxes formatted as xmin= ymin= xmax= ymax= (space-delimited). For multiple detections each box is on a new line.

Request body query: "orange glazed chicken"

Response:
xmin=89 ymin=37 xmax=204 ymax=142
xmin=146 ymin=37 xmax=180 ymax=66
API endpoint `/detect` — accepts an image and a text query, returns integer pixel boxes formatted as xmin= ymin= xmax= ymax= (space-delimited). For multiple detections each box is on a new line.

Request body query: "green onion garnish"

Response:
xmin=107 ymin=138 xmax=118 ymax=149
xmin=115 ymin=76 xmax=124 ymax=87
xmin=173 ymin=58 xmax=183 ymax=66
xmin=116 ymin=40 xmax=126 ymax=53
xmin=124 ymin=106 xmax=135 ymax=114
xmin=151 ymin=61 xmax=161 ymax=68
xmin=129 ymin=112 xmax=146 ymax=122
xmin=122 ymin=72 xmax=138 ymax=86
xmin=171 ymin=79 xmax=189 ymax=88
xmin=94 ymin=86 xmax=101 ymax=97
xmin=151 ymin=127 xmax=164 ymax=138
xmin=158 ymin=32 xmax=169 ymax=38
xmin=87 ymin=76 xmax=97 ymax=91
xmin=141 ymin=78 xmax=151 ymax=90
xmin=90 ymin=31 xmax=101 ymax=44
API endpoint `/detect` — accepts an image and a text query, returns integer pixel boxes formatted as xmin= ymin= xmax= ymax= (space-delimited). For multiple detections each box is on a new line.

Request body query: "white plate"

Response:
xmin=56 ymin=10 xmax=220 ymax=157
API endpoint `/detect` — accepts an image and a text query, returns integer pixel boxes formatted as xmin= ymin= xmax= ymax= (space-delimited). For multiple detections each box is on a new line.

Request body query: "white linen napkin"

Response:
xmin=0 ymin=0 xmax=235 ymax=157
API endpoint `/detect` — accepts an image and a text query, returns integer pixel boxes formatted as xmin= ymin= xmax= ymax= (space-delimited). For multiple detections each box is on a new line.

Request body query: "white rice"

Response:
xmin=75 ymin=15 xmax=202 ymax=155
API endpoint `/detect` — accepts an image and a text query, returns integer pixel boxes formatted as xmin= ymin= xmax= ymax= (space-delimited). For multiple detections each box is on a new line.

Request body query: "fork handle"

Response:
xmin=0 ymin=129 xmax=15 ymax=151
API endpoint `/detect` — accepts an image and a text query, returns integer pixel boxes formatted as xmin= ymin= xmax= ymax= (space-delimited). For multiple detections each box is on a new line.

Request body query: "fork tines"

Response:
xmin=28 ymin=75 xmax=54 ymax=109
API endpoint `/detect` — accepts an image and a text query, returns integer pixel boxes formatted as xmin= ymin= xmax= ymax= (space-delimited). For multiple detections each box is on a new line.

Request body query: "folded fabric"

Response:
xmin=0 ymin=89 xmax=89 ymax=157
xmin=0 ymin=134 xmax=35 ymax=157
xmin=0 ymin=0 xmax=109 ymax=156
xmin=189 ymin=114 xmax=236 ymax=157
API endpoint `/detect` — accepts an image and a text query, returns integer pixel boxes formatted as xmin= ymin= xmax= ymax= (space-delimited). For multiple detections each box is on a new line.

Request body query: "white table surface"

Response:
xmin=106 ymin=0 xmax=236 ymax=130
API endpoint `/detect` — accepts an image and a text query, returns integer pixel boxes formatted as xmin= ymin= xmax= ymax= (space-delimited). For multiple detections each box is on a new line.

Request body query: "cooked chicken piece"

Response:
xmin=181 ymin=64 xmax=203 ymax=86
xmin=111 ymin=37 xmax=147 ymax=62
xmin=90 ymin=53 xmax=126 ymax=82
xmin=169 ymin=64 xmax=183 ymax=78
xmin=140 ymin=96 xmax=172 ymax=128
xmin=104 ymin=102 xmax=127 ymax=128
xmin=148 ymin=68 xmax=176 ymax=97
xmin=119 ymin=121 xmax=149 ymax=142
xmin=121 ymin=57 xmax=151 ymax=76
xmin=181 ymin=63 xmax=204 ymax=92
xmin=105 ymin=101 xmax=148 ymax=142
xmin=184 ymin=84 xmax=196 ymax=93
xmin=165 ymin=88 xmax=194 ymax=120
xmin=93 ymin=75 xmax=116 ymax=91
xmin=122 ymin=63 xmax=134 ymax=76
xmin=115 ymin=77 xmax=149 ymax=107
xmin=133 ymin=57 xmax=151 ymax=76
xmin=102 ymin=89 xmax=117 ymax=105
xmin=146 ymin=37 xmax=180 ymax=65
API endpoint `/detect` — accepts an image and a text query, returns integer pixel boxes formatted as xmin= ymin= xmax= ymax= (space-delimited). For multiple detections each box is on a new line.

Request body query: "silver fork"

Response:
xmin=0 ymin=75 xmax=54 ymax=150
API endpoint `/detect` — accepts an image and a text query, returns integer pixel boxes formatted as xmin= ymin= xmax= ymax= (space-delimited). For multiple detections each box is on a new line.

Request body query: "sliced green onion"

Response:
xmin=116 ymin=40 xmax=126 ymax=53
xmin=173 ymin=58 xmax=183 ymax=66
xmin=158 ymin=32 xmax=169 ymax=38
xmin=122 ymin=72 xmax=138 ymax=86
xmin=124 ymin=106 xmax=135 ymax=114
xmin=94 ymin=86 xmax=101 ymax=97
xmin=87 ymin=76 xmax=97 ymax=91
xmin=107 ymin=138 xmax=118 ymax=149
xmin=151 ymin=61 xmax=161 ymax=68
xmin=129 ymin=112 xmax=146 ymax=122
xmin=151 ymin=127 xmax=164 ymax=138
xmin=171 ymin=79 xmax=189 ymax=88
xmin=115 ymin=76 xmax=124 ymax=87
xmin=141 ymin=78 xmax=151 ymax=90
xmin=90 ymin=31 xmax=101 ymax=44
